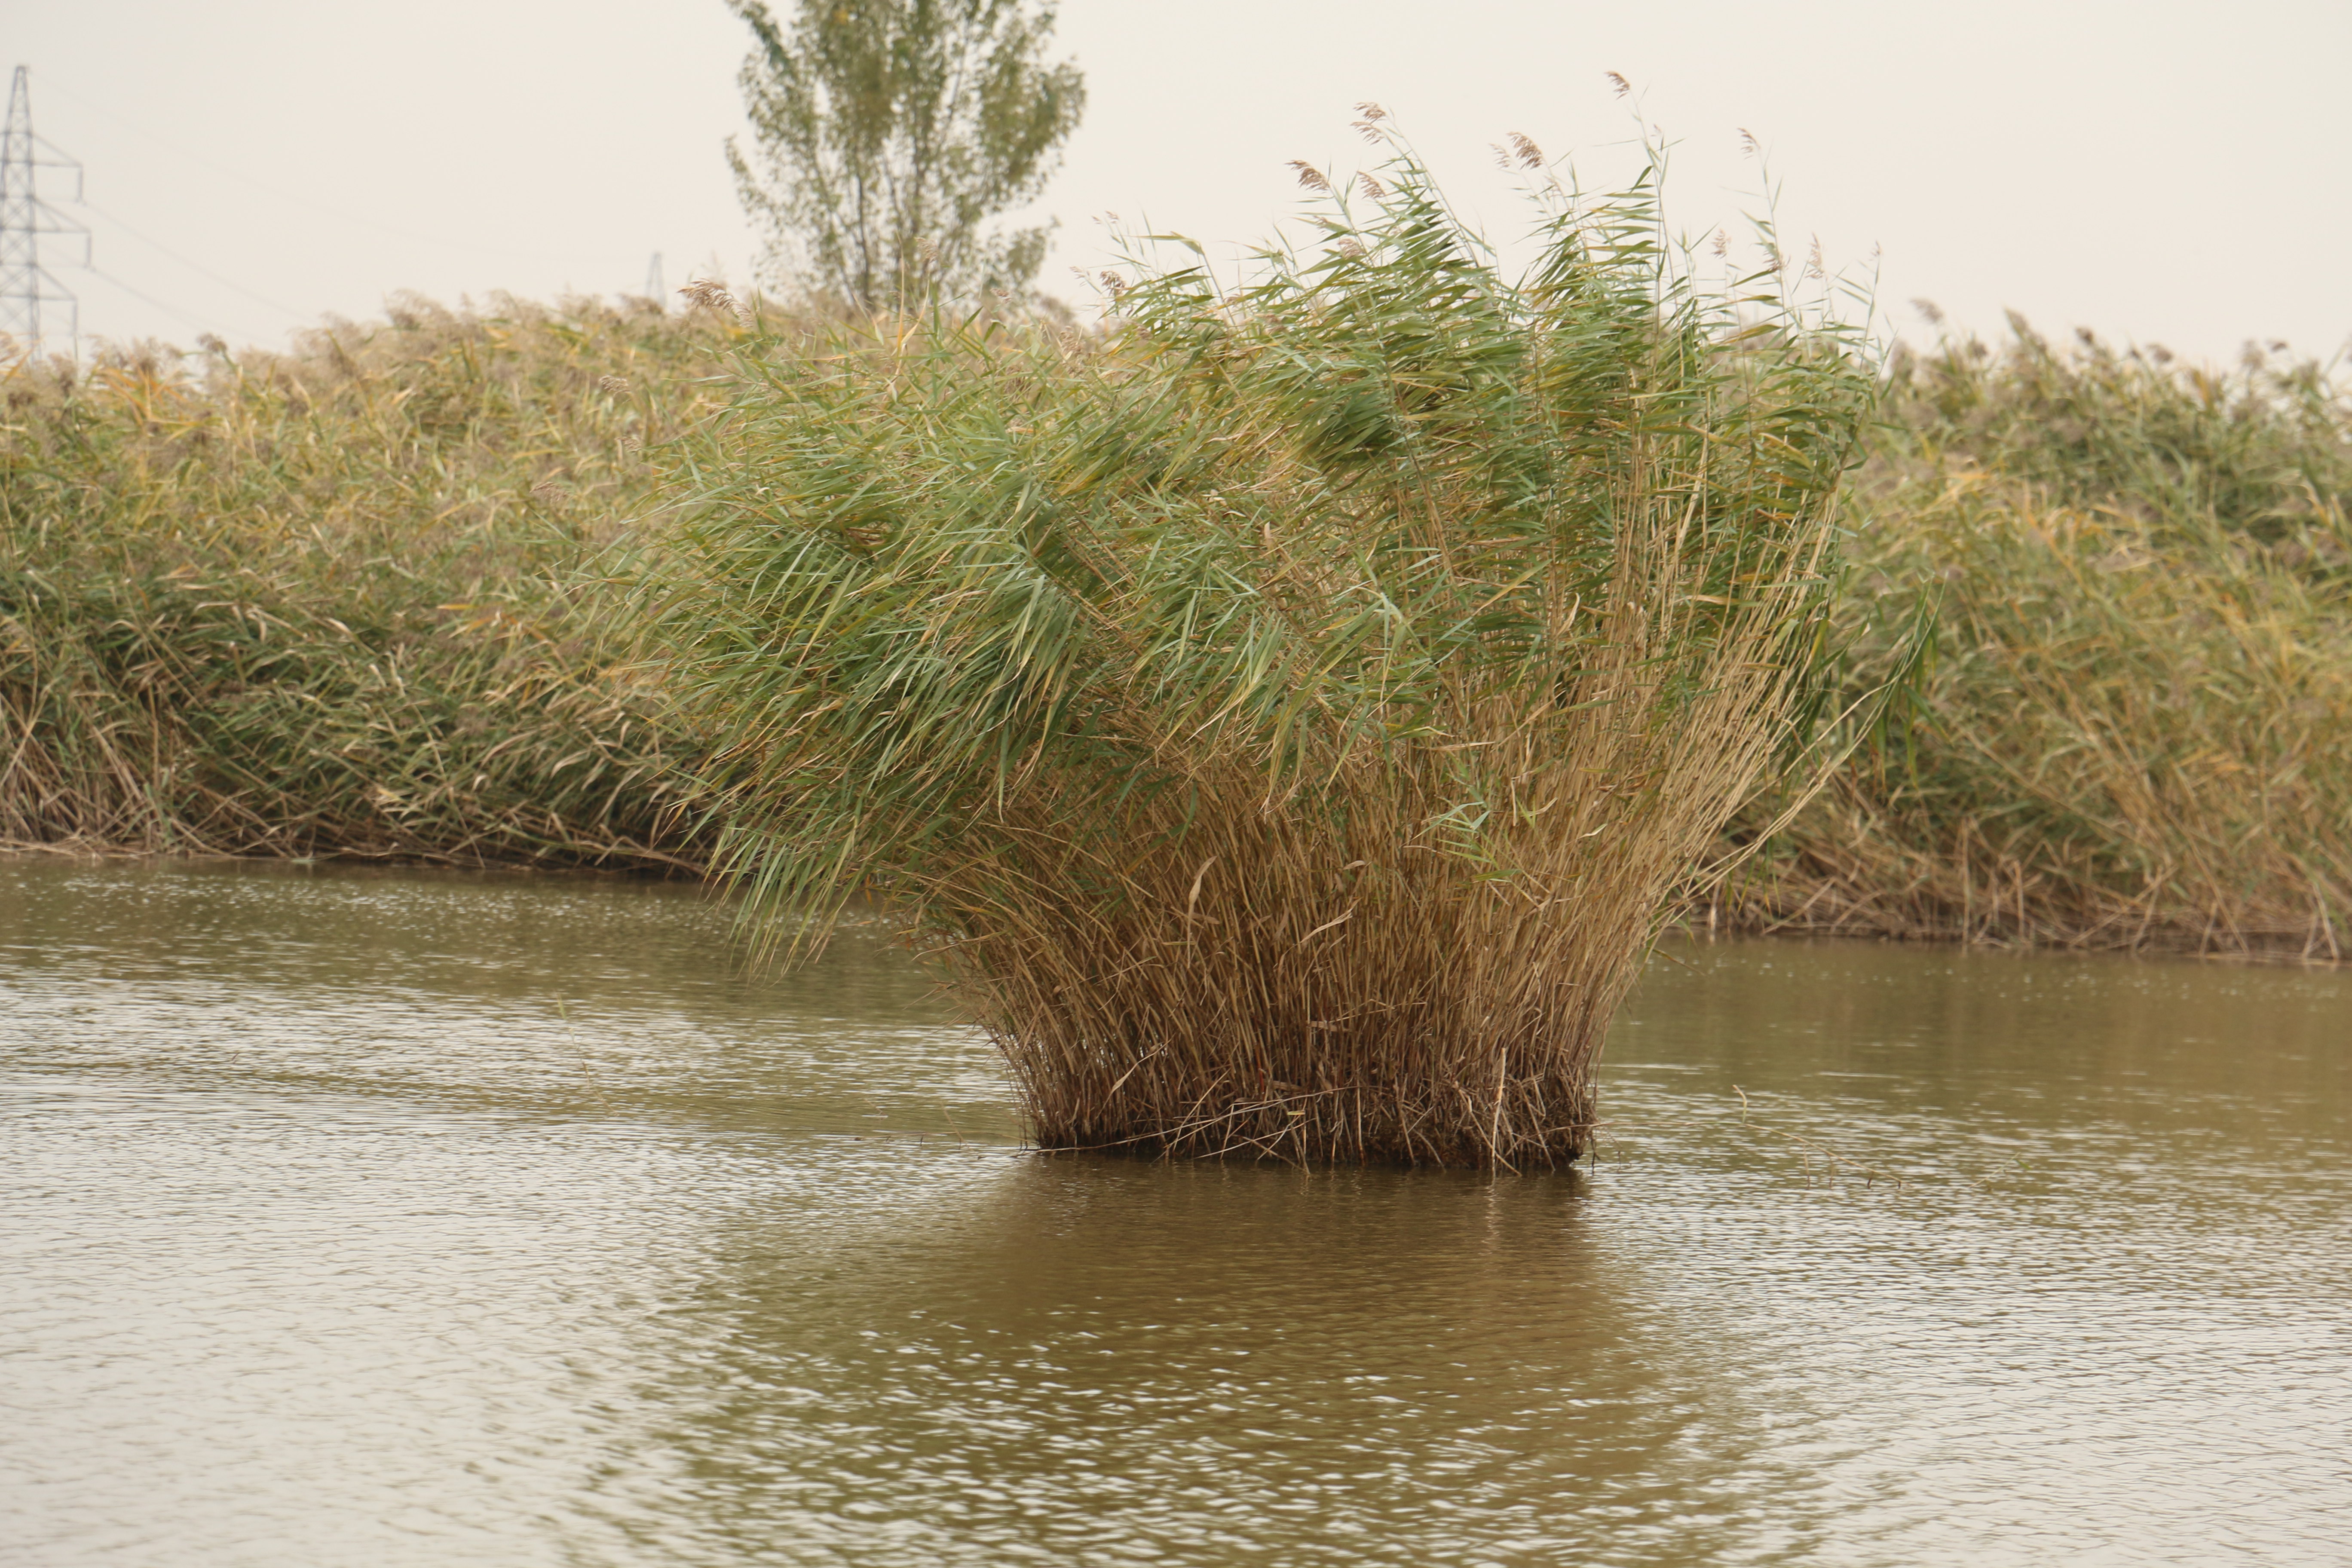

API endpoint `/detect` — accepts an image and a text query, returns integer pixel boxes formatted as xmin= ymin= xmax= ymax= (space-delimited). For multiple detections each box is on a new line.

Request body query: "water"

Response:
xmin=3 ymin=857 xmax=2347 ymax=1566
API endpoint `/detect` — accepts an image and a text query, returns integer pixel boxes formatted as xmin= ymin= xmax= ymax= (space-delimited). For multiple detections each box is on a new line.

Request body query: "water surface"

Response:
xmin=3 ymin=858 xmax=2346 ymax=1565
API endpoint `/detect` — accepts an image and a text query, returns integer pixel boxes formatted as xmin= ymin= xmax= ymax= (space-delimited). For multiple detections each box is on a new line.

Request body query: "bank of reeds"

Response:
xmin=1731 ymin=324 xmax=2352 ymax=956
xmin=665 ymin=133 xmax=1873 ymax=1164
xmin=9 ymin=219 xmax=2337 ymax=974
xmin=0 ymin=295 xmax=733 ymax=865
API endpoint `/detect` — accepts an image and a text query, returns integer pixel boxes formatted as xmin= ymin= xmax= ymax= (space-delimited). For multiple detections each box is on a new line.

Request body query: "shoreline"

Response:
xmin=10 ymin=841 xmax=2340 ymax=966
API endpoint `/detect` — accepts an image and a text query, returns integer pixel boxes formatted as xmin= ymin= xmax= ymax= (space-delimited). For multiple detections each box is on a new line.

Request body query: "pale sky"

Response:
xmin=7 ymin=0 xmax=2349 ymax=368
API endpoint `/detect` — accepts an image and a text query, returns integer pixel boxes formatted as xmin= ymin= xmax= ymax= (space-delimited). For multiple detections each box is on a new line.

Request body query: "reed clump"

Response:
xmin=1731 ymin=323 xmax=2352 ymax=956
xmin=666 ymin=132 xmax=1873 ymax=1165
xmin=1 ymin=294 xmax=738 ymax=864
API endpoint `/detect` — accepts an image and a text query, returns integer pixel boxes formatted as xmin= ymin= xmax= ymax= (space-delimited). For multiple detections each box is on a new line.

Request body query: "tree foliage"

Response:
xmin=725 ymin=0 xmax=1085 ymax=309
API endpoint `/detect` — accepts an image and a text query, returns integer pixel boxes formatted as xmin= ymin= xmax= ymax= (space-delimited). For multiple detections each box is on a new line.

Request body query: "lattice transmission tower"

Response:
xmin=1 ymin=66 xmax=89 ymax=357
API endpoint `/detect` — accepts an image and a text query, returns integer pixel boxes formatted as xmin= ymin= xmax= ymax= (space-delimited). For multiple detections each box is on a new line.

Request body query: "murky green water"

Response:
xmin=3 ymin=858 xmax=2347 ymax=1565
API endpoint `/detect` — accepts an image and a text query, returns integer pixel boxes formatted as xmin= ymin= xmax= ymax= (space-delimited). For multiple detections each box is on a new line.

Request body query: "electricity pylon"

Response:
xmin=1 ymin=66 xmax=89 ymax=356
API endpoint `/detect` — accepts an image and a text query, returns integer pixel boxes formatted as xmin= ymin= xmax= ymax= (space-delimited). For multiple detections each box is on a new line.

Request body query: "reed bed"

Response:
xmin=1731 ymin=325 xmax=2352 ymax=956
xmin=667 ymin=133 xmax=1873 ymax=1165
xmin=12 ymin=177 xmax=2331 ymax=1018
xmin=1 ymin=295 xmax=735 ymax=865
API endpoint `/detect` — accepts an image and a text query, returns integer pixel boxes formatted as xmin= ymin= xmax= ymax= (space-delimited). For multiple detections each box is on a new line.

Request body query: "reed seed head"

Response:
xmin=678 ymin=278 xmax=752 ymax=325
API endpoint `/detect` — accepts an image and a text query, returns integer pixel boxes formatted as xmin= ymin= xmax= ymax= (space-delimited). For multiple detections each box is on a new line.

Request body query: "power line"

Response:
xmin=36 ymin=70 xmax=591 ymax=270
xmin=82 ymin=263 xmax=213 ymax=336
xmin=78 ymin=199 xmax=306 ymax=321
xmin=27 ymin=68 xmax=713 ymax=345
xmin=2 ymin=66 xmax=88 ymax=355
xmin=7 ymin=66 xmax=293 ymax=351
xmin=6 ymin=67 xmax=244 ymax=351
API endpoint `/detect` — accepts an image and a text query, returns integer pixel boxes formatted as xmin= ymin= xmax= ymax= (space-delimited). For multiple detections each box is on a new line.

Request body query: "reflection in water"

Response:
xmin=628 ymin=1162 xmax=1718 ymax=1567
xmin=2 ymin=857 xmax=2347 ymax=1565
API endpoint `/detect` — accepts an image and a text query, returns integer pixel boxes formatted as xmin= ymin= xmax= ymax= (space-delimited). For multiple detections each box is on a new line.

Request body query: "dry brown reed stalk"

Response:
xmin=952 ymin=509 xmax=1844 ymax=1169
xmin=667 ymin=129 xmax=1874 ymax=1166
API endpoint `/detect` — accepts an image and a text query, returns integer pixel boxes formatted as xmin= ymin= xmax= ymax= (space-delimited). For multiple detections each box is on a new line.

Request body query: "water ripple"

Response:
xmin=3 ymin=858 xmax=2346 ymax=1565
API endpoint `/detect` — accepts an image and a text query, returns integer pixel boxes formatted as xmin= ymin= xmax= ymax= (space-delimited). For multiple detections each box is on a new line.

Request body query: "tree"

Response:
xmin=725 ymin=0 xmax=1085 ymax=310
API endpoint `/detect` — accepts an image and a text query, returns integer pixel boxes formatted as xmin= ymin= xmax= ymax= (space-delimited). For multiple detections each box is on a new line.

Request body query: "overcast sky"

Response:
xmin=7 ymin=0 xmax=2348 ymax=367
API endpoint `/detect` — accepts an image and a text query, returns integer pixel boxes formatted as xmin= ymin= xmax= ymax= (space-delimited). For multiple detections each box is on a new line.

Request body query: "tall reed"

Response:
xmin=666 ymin=129 xmax=1874 ymax=1164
